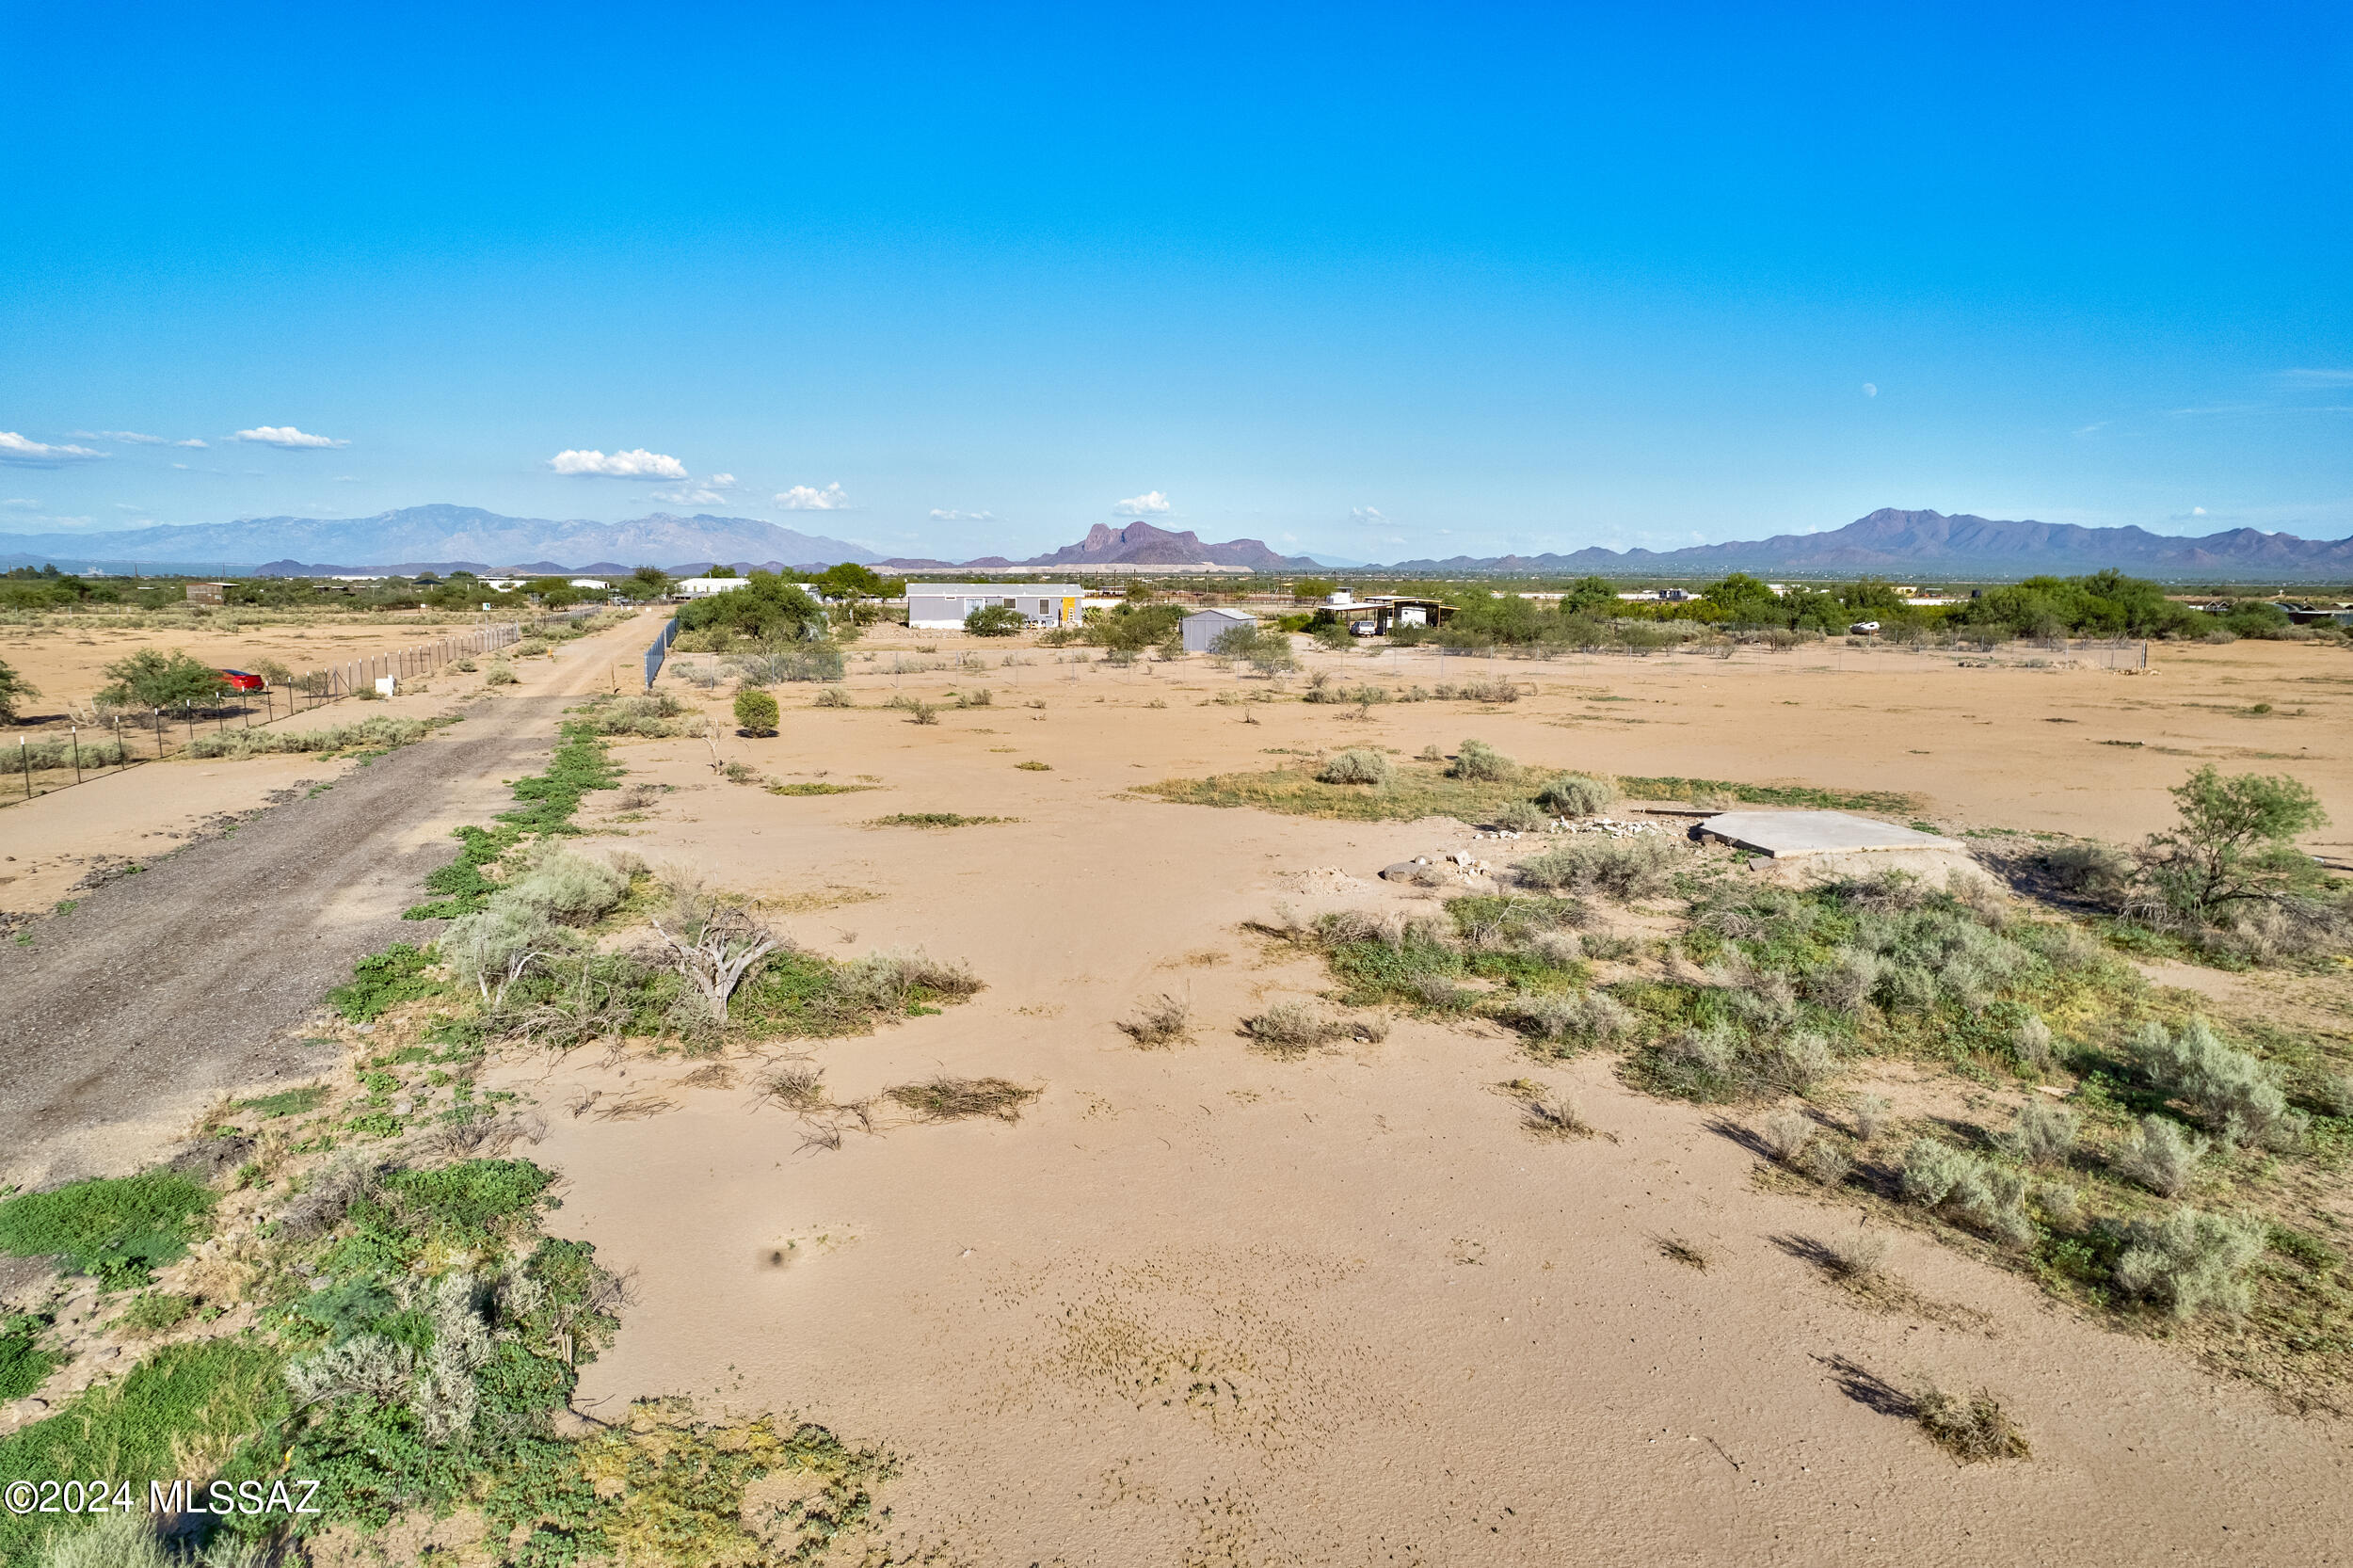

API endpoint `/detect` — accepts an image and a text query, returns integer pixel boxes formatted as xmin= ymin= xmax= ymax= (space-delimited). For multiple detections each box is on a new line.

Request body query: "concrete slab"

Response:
xmin=1696 ymin=808 xmax=1956 ymax=859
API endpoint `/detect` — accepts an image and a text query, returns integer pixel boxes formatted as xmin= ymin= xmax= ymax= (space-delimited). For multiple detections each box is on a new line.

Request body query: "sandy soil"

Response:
xmin=464 ymin=630 xmax=2351 ymax=1564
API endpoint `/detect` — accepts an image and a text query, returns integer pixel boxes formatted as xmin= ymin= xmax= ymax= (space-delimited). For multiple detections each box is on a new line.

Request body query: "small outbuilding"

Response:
xmin=184 ymin=582 xmax=233 ymax=604
xmin=1181 ymin=606 xmax=1259 ymax=652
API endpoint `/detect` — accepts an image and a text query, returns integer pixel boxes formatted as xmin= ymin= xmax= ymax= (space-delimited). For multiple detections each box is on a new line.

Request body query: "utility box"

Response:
xmin=375 ymin=677 xmax=398 ymax=696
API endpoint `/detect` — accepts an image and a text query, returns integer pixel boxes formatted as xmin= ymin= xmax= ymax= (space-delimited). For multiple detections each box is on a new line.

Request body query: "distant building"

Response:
xmin=1181 ymin=606 xmax=1260 ymax=652
xmin=906 ymin=583 xmax=1081 ymax=631
xmin=568 ymin=578 xmax=611 ymax=590
xmin=674 ymin=577 xmax=753 ymax=598
xmin=184 ymin=582 xmax=232 ymax=604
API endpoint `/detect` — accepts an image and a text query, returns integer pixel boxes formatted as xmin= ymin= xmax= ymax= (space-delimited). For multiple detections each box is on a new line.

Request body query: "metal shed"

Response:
xmin=1181 ymin=606 xmax=1259 ymax=652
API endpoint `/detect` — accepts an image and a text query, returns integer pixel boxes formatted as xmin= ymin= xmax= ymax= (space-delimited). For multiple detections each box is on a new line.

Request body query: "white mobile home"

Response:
xmin=906 ymin=583 xmax=1081 ymax=632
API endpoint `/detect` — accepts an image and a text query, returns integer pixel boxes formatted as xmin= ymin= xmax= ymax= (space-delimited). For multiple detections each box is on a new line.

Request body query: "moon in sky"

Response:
xmin=1863 ymin=382 xmax=1879 ymax=397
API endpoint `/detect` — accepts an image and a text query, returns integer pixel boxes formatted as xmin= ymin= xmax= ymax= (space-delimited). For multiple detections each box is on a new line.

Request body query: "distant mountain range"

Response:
xmin=1372 ymin=508 xmax=2353 ymax=580
xmin=878 ymin=521 xmax=1326 ymax=573
xmin=0 ymin=504 xmax=882 ymax=575
xmin=2 ymin=504 xmax=2347 ymax=581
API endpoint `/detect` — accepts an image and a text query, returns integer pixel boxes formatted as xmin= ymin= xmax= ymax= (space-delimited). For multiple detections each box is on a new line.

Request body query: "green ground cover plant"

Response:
xmin=406 ymin=725 xmax=621 ymax=919
xmin=0 ymin=1173 xmax=217 ymax=1288
xmin=186 ymin=715 xmax=446 ymax=760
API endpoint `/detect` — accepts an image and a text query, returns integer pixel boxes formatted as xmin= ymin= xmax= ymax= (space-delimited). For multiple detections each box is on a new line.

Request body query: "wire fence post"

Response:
xmin=18 ymin=739 xmax=27 ymax=800
xmin=70 ymin=727 xmax=81 ymax=784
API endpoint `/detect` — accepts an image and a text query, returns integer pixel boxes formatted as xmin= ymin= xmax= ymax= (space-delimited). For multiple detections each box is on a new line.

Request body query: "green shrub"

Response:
xmin=814 ymin=687 xmax=854 ymax=708
xmin=1898 ymin=1139 xmax=2031 ymax=1245
xmin=0 ymin=1173 xmax=217 ymax=1288
xmin=1536 ymin=773 xmax=1616 ymax=816
xmin=2141 ymin=765 xmax=2329 ymax=922
xmin=0 ymin=656 xmax=34 ymax=722
xmin=2110 ymin=1113 xmax=2207 ymax=1196
xmin=1315 ymin=748 xmax=1393 ymax=786
xmin=1448 ymin=739 xmax=1515 ymax=781
xmin=1999 ymin=1100 xmax=2078 ymax=1166
xmin=965 ymin=604 xmax=1026 ymax=636
xmin=96 ymin=648 xmax=228 ymax=709
xmin=732 ymin=688 xmax=780 ymax=734
xmin=484 ymin=660 xmax=518 ymax=686
xmin=2114 ymin=1207 xmax=2266 ymax=1317
xmin=1493 ymin=799 xmax=1550 ymax=833
xmin=2128 ymin=1016 xmax=2305 ymax=1147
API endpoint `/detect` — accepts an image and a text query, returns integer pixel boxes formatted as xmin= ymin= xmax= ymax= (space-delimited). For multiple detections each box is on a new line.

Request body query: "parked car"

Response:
xmin=1351 ymin=619 xmax=1380 ymax=637
xmin=1847 ymin=621 xmax=1881 ymax=635
xmin=217 ymin=668 xmax=267 ymax=692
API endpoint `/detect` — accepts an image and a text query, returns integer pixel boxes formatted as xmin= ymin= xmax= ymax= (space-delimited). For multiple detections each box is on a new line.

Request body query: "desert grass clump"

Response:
xmin=1117 ymin=993 xmax=1193 ymax=1048
xmin=1850 ymin=1093 xmax=1890 ymax=1142
xmin=756 ymin=1065 xmax=829 ymax=1113
xmin=1241 ymin=1001 xmax=1350 ymax=1055
xmin=1518 ymin=1091 xmax=1593 ymax=1140
xmin=1798 ymin=1140 xmax=1853 ymax=1187
xmin=1496 ymin=987 xmax=1631 ymax=1051
xmin=1999 ymin=1099 xmax=2078 ymax=1166
xmin=485 ymin=659 xmax=519 ymax=686
xmin=1822 ymin=1227 xmax=1890 ymax=1280
xmin=2114 ymin=1207 xmax=2266 ymax=1317
xmin=1659 ymin=1236 xmax=1709 ymax=1270
xmin=1913 ymin=1382 xmax=2031 ymax=1463
xmin=1803 ymin=948 xmax=1881 ymax=1015
xmin=813 ymin=687 xmax=854 ymax=708
xmin=1761 ymin=1108 xmax=1816 ymax=1163
xmin=2111 ymin=1113 xmax=2209 ymax=1196
xmin=2010 ymin=1013 xmax=2056 ymax=1073
xmin=2128 ymin=1016 xmax=2304 ymax=1148
xmin=1316 ymin=747 xmax=1395 ymax=786
xmin=1535 ymin=772 xmax=1616 ymax=817
xmin=885 ymin=1076 xmax=1038 ymax=1124
xmin=1448 ymin=738 xmax=1516 ymax=781
xmin=1516 ymin=835 xmax=1689 ymax=900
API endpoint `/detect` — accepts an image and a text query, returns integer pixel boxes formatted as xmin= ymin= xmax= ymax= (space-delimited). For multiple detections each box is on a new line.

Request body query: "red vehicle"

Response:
xmin=217 ymin=668 xmax=267 ymax=692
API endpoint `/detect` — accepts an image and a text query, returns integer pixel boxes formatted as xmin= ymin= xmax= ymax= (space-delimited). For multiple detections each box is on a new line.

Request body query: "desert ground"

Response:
xmin=494 ymin=630 xmax=2349 ymax=1563
xmin=5 ymin=622 xmax=2350 ymax=1565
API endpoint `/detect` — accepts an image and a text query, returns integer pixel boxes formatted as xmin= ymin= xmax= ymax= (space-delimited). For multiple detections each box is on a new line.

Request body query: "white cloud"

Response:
xmin=114 ymin=502 xmax=146 ymax=511
xmin=235 ymin=425 xmax=348 ymax=449
xmin=1862 ymin=382 xmax=1878 ymax=397
xmin=0 ymin=431 xmax=105 ymax=466
xmin=176 ymin=438 xmax=207 ymax=448
xmin=778 ymin=483 xmax=851 ymax=511
xmin=547 ymin=446 xmax=686 ymax=479
xmin=3 ymin=498 xmax=37 ymax=508
xmin=929 ymin=507 xmax=1000 ymax=522
xmin=1350 ymin=505 xmax=1386 ymax=525
xmin=91 ymin=429 xmax=168 ymax=444
xmin=2281 ymin=368 xmax=2353 ymax=387
xmin=2193 ymin=505 xmax=2207 ymax=516
xmin=1114 ymin=489 xmax=1171 ymax=515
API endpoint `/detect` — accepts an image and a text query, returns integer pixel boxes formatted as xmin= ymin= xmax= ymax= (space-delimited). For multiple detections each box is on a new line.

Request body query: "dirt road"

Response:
xmin=0 ymin=616 xmax=656 ymax=1187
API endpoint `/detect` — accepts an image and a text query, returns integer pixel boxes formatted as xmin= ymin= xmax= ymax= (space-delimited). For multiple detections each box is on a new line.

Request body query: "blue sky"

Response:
xmin=3 ymin=0 xmax=2347 ymax=563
